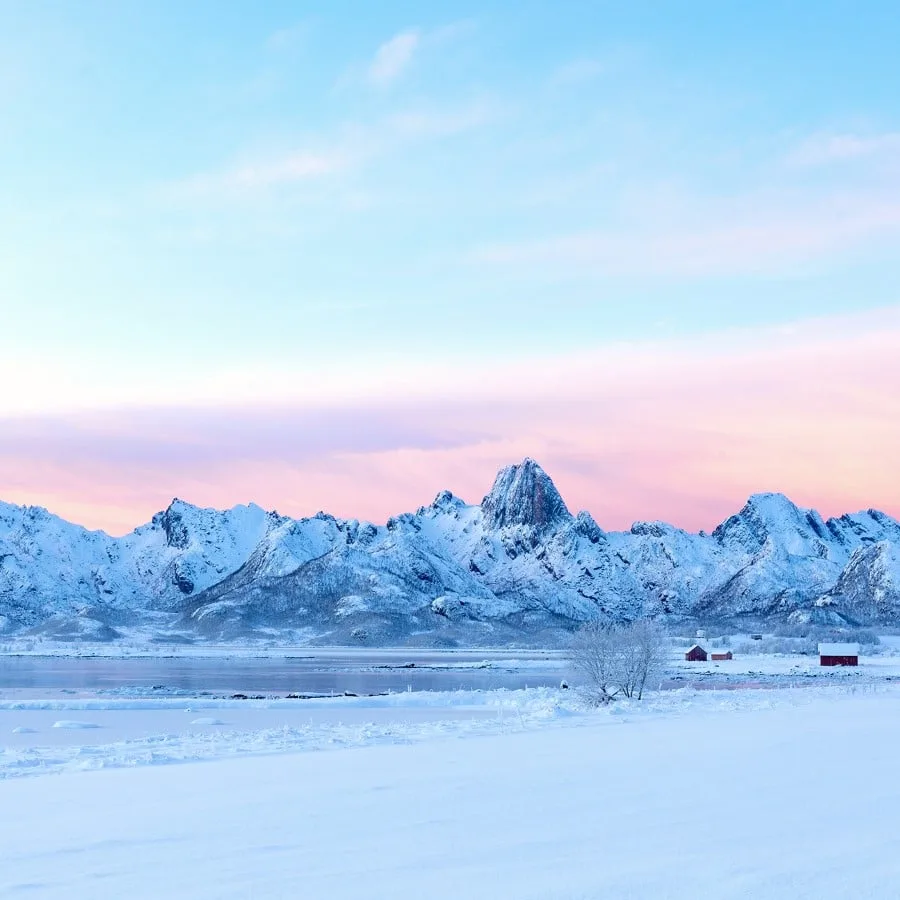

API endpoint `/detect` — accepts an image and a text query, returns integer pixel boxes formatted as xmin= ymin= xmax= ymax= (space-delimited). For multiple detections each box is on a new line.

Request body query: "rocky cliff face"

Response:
xmin=1 ymin=459 xmax=898 ymax=644
xmin=481 ymin=458 xmax=572 ymax=531
xmin=814 ymin=542 xmax=900 ymax=625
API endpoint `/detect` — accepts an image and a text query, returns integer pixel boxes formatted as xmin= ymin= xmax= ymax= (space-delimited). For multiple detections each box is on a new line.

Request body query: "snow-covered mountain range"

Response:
xmin=1 ymin=459 xmax=898 ymax=645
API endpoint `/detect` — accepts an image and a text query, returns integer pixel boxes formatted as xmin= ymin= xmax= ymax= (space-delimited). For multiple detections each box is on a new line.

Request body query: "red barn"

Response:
xmin=685 ymin=644 xmax=708 ymax=662
xmin=818 ymin=642 xmax=860 ymax=666
xmin=711 ymin=651 xmax=733 ymax=661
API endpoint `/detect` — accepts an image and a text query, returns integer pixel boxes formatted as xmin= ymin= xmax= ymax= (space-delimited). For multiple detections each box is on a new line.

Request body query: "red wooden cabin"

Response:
xmin=685 ymin=644 xmax=708 ymax=662
xmin=711 ymin=651 xmax=733 ymax=661
xmin=818 ymin=643 xmax=859 ymax=666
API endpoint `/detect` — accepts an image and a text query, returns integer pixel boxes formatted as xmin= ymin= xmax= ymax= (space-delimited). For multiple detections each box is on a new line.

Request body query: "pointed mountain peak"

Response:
xmin=714 ymin=493 xmax=800 ymax=535
xmin=713 ymin=492 xmax=829 ymax=554
xmin=431 ymin=489 xmax=466 ymax=512
xmin=631 ymin=520 xmax=680 ymax=538
xmin=481 ymin=458 xmax=571 ymax=531
xmin=574 ymin=510 xmax=606 ymax=544
xmin=745 ymin=492 xmax=803 ymax=514
xmin=153 ymin=498 xmax=197 ymax=549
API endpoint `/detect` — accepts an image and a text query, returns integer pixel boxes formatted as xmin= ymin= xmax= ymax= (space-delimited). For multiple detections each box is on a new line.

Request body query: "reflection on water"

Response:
xmin=0 ymin=655 xmax=567 ymax=695
xmin=0 ymin=656 xmax=829 ymax=696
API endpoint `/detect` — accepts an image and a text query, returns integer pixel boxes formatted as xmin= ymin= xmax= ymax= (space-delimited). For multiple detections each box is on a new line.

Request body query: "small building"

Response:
xmin=711 ymin=650 xmax=733 ymax=661
xmin=685 ymin=644 xmax=708 ymax=662
xmin=750 ymin=633 xmax=763 ymax=641
xmin=818 ymin=643 xmax=860 ymax=667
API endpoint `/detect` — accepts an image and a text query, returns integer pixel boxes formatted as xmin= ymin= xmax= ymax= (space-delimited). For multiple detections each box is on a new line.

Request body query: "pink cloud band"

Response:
xmin=2 ymin=309 xmax=898 ymax=536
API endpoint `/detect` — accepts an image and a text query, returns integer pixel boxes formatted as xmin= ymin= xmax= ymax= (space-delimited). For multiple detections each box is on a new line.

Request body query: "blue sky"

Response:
xmin=1 ymin=1 xmax=899 ymax=531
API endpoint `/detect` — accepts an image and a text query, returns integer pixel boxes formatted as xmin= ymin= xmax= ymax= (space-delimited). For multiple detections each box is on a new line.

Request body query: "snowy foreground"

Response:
xmin=3 ymin=684 xmax=900 ymax=899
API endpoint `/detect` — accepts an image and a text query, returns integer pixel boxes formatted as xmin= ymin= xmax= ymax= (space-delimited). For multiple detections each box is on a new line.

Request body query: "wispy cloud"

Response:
xmin=368 ymin=30 xmax=421 ymax=88
xmin=345 ymin=22 xmax=471 ymax=91
xmin=472 ymin=124 xmax=900 ymax=279
xmin=178 ymin=151 xmax=348 ymax=195
xmin=267 ymin=22 xmax=310 ymax=52
xmin=167 ymin=99 xmax=493 ymax=201
xmin=475 ymin=189 xmax=900 ymax=277
xmin=788 ymin=131 xmax=900 ymax=166
xmin=385 ymin=100 xmax=494 ymax=140
xmin=548 ymin=58 xmax=605 ymax=88
xmin=4 ymin=308 xmax=899 ymax=534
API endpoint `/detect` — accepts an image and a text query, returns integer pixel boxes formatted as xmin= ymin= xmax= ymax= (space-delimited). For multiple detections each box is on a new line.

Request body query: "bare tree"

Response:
xmin=569 ymin=618 xmax=668 ymax=703
xmin=569 ymin=620 xmax=622 ymax=704
xmin=614 ymin=619 xmax=668 ymax=699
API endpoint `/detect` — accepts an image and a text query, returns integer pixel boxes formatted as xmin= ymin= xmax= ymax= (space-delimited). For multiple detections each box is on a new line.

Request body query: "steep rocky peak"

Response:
xmin=574 ymin=510 xmax=606 ymax=544
xmin=429 ymin=490 xmax=466 ymax=513
xmin=745 ymin=492 xmax=805 ymax=518
xmin=154 ymin=498 xmax=196 ymax=550
xmin=631 ymin=521 xmax=679 ymax=539
xmin=712 ymin=492 xmax=828 ymax=555
xmin=819 ymin=540 xmax=900 ymax=623
xmin=826 ymin=509 xmax=900 ymax=545
xmin=0 ymin=501 xmax=58 ymax=531
xmin=481 ymin=458 xmax=571 ymax=531
xmin=150 ymin=499 xmax=270 ymax=551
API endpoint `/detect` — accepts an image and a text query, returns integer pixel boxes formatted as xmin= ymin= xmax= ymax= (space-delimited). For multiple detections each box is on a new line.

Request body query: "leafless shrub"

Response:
xmin=569 ymin=621 xmax=621 ymax=705
xmin=569 ymin=619 xmax=668 ymax=703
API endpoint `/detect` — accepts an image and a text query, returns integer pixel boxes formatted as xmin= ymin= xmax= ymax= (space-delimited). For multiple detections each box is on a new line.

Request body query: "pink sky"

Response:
xmin=2 ymin=308 xmax=898 ymax=536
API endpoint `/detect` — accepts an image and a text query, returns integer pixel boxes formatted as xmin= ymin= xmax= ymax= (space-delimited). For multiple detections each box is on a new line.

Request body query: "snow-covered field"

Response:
xmin=1 ymin=681 xmax=900 ymax=898
xmin=4 ymin=645 xmax=900 ymax=775
xmin=669 ymin=647 xmax=900 ymax=679
xmin=0 ymin=690 xmax=554 ymax=776
xmin=4 ymin=645 xmax=900 ymax=898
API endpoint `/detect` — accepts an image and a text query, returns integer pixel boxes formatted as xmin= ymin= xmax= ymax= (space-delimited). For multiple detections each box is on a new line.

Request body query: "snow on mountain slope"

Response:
xmin=0 ymin=499 xmax=280 ymax=636
xmin=697 ymin=493 xmax=853 ymax=617
xmin=825 ymin=509 xmax=900 ymax=548
xmin=1 ymin=459 xmax=899 ymax=643
xmin=121 ymin=500 xmax=275 ymax=602
xmin=411 ymin=470 xmax=617 ymax=624
xmin=0 ymin=501 xmax=155 ymax=639
xmin=606 ymin=520 xmax=728 ymax=619
xmin=179 ymin=511 xmax=513 ymax=643
xmin=816 ymin=541 xmax=900 ymax=624
xmin=713 ymin=492 xmax=836 ymax=558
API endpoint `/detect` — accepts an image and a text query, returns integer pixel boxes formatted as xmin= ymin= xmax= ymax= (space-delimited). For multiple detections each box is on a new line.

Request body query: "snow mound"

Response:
xmin=52 ymin=720 xmax=101 ymax=729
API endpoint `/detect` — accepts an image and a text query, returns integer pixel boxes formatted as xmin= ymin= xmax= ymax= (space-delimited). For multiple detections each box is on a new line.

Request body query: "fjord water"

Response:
xmin=0 ymin=651 xmax=566 ymax=696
